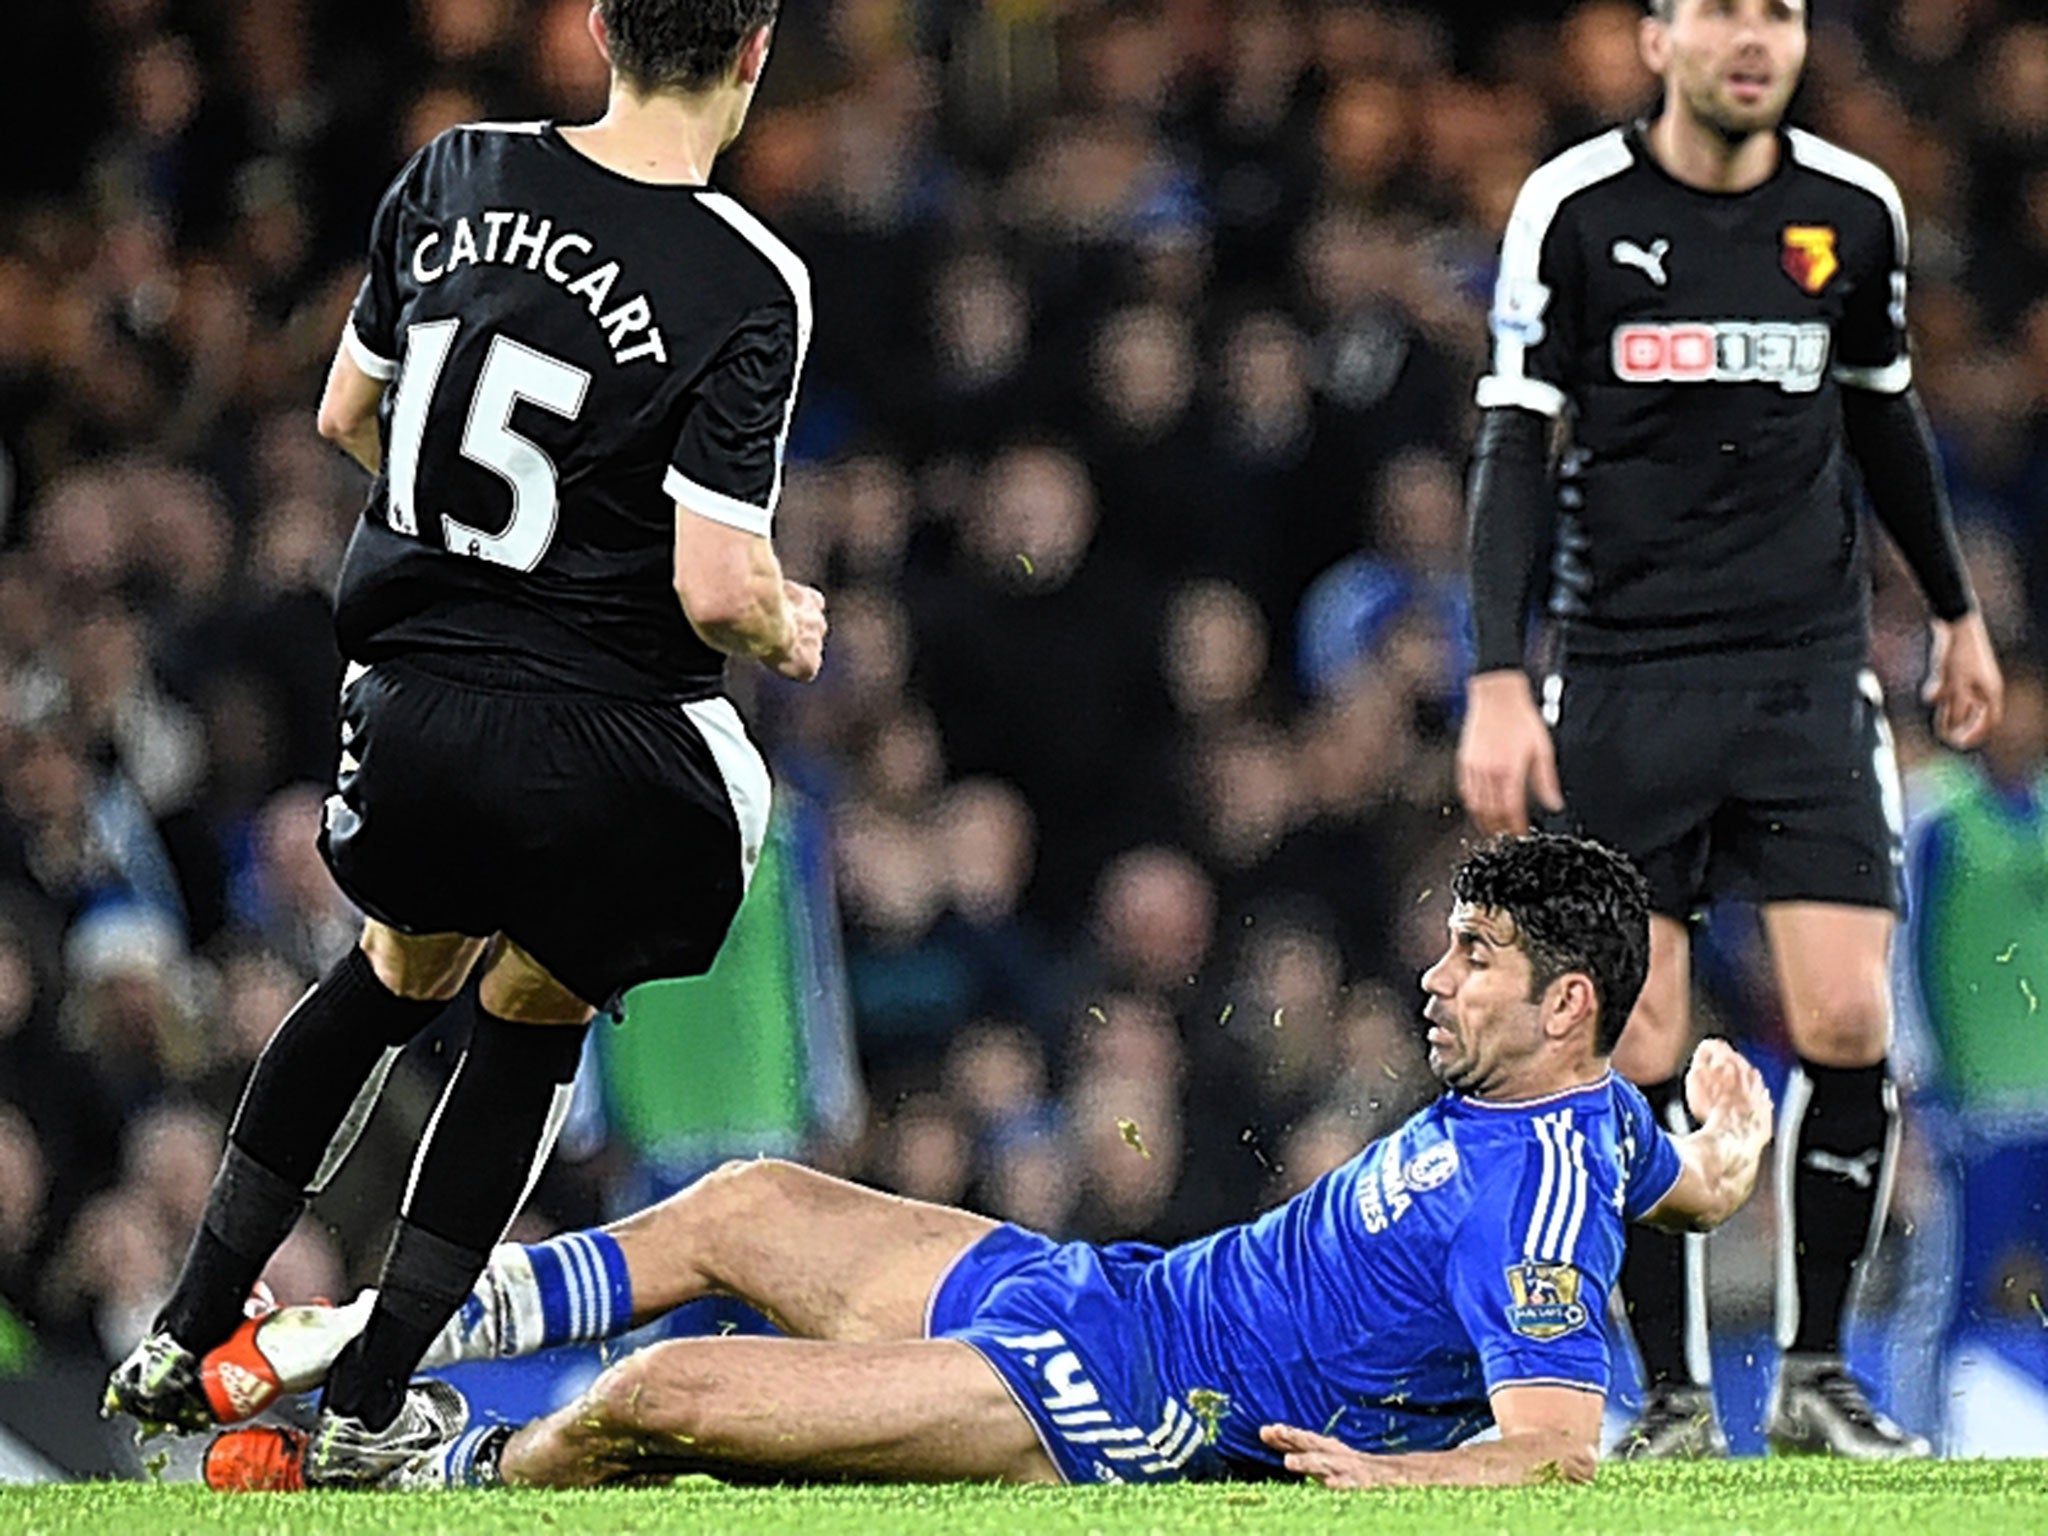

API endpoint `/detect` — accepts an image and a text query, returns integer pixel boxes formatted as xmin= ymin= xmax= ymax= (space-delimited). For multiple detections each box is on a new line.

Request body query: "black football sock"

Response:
xmin=1621 ymin=1075 xmax=1703 ymax=1390
xmin=324 ymin=1002 xmax=589 ymax=1429
xmin=157 ymin=947 xmax=446 ymax=1351
xmin=1781 ymin=1059 xmax=1897 ymax=1358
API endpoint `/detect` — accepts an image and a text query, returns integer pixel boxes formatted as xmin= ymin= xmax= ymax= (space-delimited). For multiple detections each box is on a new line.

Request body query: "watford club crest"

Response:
xmin=1781 ymin=225 xmax=1840 ymax=294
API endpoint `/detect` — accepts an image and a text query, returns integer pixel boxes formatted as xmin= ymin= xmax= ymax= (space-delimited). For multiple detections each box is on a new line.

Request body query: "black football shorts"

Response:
xmin=319 ymin=656 xmax=770 ymax=1010
xmin=1544 ymin=665 xmax=1903 ymax=919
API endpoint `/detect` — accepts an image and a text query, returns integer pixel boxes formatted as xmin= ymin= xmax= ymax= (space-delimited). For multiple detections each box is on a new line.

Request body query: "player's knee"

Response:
xmin=1790 ymin=995 xmax=1891 ymax=1067
xmin=699 ymin=1156 xmax=806 ymax=1212
xmin=1558 ymin=1443 xmax=1598 ymax=1484
xmin=584 ymin=1358 xmax=658 ymax=1435
xmin=1784 ymin=965 xmax=1890 ymax=1064
xmin=649 ymin=1158 xmax=799 ymax=1256
xmin=588 ymin=1352 xmax=714 ymax=1445
xmin=634 ymin=1159 xmax=798 ymax=1278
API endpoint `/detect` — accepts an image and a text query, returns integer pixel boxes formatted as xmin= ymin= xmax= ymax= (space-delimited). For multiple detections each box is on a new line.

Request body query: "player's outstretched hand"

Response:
xmin=1260 ymin=1423 xmax=1386 ymax=1489
xmin=774 ymin=581 xmax=827 ymax=683
xmin=1683 ymin=1038 xmax=1772 ymax=1150
xmin=1456 ymin=671 xmax=1564 ymax=836
xmin=1924 ymin=610 xmax=2003 ymax=751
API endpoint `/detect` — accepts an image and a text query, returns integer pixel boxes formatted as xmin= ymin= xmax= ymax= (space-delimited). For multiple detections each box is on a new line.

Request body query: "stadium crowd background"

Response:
xmin=0 ymin=0 xmax=2045 ymax=1452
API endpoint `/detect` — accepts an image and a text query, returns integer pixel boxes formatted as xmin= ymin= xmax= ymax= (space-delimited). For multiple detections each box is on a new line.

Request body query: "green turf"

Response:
xmin=6 ymin=1462 xmax=2048 ymax=1536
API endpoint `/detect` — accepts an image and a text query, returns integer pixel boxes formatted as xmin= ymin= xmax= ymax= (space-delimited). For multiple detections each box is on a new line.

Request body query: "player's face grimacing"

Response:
xmin=1419 ymin=903 xmax=1548 ymax=1096
xmin=1644 ymin=0 xmax=1807 ymax=142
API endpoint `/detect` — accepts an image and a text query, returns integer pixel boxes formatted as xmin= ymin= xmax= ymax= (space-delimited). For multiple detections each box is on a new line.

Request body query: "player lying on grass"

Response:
xmin=204 ymin=834 xmax=1774 ymax=1492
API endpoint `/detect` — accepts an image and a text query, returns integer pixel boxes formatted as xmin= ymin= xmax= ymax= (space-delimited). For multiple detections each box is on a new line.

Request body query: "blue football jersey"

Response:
xmin=1132 ymin=1072 xmax=1683 ymax=1466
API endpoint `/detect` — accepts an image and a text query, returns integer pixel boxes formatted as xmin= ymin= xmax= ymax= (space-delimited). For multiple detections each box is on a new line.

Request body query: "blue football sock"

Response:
xmin=522 ymin=1229 xmax=634 ymax=1348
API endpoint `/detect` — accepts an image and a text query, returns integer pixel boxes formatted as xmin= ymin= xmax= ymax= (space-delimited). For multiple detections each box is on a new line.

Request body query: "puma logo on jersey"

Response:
xmin=1804 ymin=1148 xmax=1881 ymax=1189
xmin=1611 ymin=320 xmax=1830 ymax=394
xmin=1610 ymin=237 xmax=1670 ymax=287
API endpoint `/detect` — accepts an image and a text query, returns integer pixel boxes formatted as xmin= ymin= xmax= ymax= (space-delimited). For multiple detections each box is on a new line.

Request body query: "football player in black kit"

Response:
xmin=103 ymin=0 xmax=826 ymax=1485
xmin=1457 ymin=0 xmax=2002 ymax=1459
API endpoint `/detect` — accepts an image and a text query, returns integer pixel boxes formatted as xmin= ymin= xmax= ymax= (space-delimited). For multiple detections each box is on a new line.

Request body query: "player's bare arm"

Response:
xmin=1262 ymin=1383 xmax=1600 ymax=1489
xmin=1640 ymin=1039 xmax=1774 ymax=1233
xmin=672 ymin=511 xmax=826 ymax=682
xmin=315 ymin=344 xmax=387 ymax=475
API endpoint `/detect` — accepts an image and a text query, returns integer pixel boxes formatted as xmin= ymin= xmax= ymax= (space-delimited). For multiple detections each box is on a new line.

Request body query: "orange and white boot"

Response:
xmin=199 ymin=1291 xmax=376 ymax=1424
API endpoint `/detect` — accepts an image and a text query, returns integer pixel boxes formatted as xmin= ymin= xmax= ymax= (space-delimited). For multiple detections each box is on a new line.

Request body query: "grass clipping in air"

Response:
xmin=8 ymin=1461 xmax=2048 ymax=1535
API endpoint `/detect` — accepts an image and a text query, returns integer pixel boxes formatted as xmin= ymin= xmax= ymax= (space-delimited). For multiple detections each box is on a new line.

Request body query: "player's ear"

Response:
xmin=586 ymin=3 xmax=613 ymax=67
xmin=735 ymin=25 xmax=773 ymax=87
xmin=1639 ymin=9 xmax=1671 ymax=76
xmin=1544 ymin=972 xmax=1598 ymax=1045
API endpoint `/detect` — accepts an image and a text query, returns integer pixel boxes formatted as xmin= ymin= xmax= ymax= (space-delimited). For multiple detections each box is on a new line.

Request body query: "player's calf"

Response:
xmin=118 ymin=935 xmax=463 ymax=1431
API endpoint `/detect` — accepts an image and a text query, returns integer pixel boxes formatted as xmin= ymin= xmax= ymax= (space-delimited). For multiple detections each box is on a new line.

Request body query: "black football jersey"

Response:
xmin=1477 ymin=123 xmax=1911 ymax=670
xmin=332 ymin=120 xmax=811 ymax=701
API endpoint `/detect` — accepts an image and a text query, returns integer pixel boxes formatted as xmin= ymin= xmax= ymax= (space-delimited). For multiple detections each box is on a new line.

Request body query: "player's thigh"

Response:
xmin=533 ymin=1337 xmax=1057 ymax=1486
xmin=611 ymin=1159 xmax=999 ymax=1342
xmin=478 ymin=937 xmax=596 ymax=1023
xmin=1713 ymin=668 xmax=1903 ymax=918
xmin=1761 ymin=901 xmax=1894 ymax=1066
xmin=1547 ymin=673 xmax=1718 ymax=918
xmin=358 ymin=921 xmax=488 ymax=1001
xmin=1611 ymin=913 xmax=1693 ymax=1085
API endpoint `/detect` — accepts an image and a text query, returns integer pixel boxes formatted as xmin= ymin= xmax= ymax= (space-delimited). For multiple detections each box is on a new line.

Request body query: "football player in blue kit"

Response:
xmin=207 ymin=833 xmax=1774 ymax=1492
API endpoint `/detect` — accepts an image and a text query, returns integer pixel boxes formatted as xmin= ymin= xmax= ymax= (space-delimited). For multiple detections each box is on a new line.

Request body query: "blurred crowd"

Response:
xmin=1 ymin=0 xmax=2046 ymax=1380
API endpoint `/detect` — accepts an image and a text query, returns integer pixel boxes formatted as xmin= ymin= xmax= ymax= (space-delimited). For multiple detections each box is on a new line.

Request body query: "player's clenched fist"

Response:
xmin=1924 ymin=610 xmax=2004 ymax=751
xmin=774 ymin=580 xmax=827 ymax=683
xmin=1456 ymin=671 xmax=1565 ymax=836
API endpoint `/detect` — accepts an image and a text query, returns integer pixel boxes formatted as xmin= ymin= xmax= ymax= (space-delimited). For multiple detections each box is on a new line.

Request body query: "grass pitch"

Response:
xmin=7 ymin=1461 xmax=2047 ymax=1536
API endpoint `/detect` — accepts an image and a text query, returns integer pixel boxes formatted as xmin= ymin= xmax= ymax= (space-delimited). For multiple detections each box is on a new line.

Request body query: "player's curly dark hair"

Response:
xmin=599 ymin=0 xmax=782 ymax=94
xmin=1451 ymin=833 xmax=1651 ymax=1056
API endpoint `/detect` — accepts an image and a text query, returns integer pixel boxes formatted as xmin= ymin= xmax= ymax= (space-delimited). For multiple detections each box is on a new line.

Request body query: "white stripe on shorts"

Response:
xmin=682 ymin=697 xmax=772 ymax=894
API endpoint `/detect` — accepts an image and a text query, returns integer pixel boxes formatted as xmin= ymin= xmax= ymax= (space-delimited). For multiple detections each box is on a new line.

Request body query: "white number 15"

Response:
xmin=383 ymin=318 xmax=590 ymax=572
